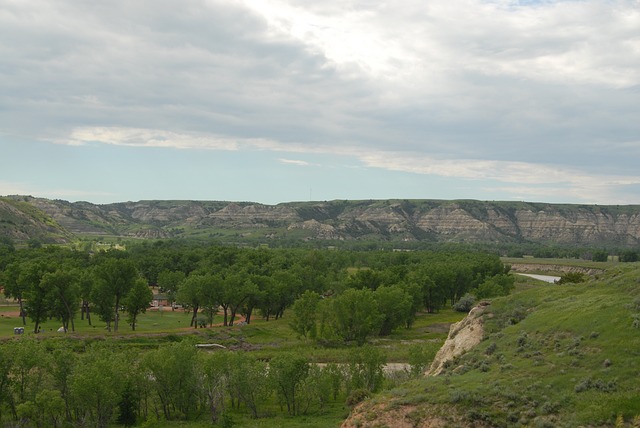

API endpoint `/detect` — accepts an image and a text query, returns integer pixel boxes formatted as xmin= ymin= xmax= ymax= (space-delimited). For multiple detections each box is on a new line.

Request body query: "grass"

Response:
xmin=0 ymin=301 xmax=466 ymax=365
xmin=358 ymin=263 xmax=640 ymax=427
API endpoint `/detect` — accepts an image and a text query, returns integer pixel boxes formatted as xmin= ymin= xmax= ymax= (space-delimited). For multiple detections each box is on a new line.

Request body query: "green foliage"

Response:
xmin=619 ymin=250 xmax=639 ymax=262
xmin=123 ymin=278 xmax=154 ymax=330
xmin=346 ymin=346 xmax=386 ymax=393
xmin=92 ymin=257 xmax=139 ymax=332
xmin=142 ymin=340 xmax=200 ymax=420
xmin=319 ymin=288 xmax=383 ymax=345
xmin=69 ymin=344 xmax=123 ymax=427
xmin=289 ymin=290 xmax=321 ymax=340
xmin=373 ymin=285 xmax=413 ymax=336
xmin=557 ymin=272 xmax=586 ymax=284
xmin=269 ymin=353 xmax=309 ymax=416
xmin=474 ymin=274 xmax=515 ymax=299
xmin=592 ymin=250 xmax=609 ymax=262
xmin=453 ymin=293 xmax=476 ymax=312
xmin=407 ymin=344 xmax=437 ymax=377
xmin=225 ymin=352 xmax=269 ymax=418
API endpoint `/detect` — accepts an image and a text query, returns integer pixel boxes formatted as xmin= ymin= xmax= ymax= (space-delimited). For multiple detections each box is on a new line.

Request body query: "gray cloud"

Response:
xmin=1 ymin=0 xmax=639 ymax=203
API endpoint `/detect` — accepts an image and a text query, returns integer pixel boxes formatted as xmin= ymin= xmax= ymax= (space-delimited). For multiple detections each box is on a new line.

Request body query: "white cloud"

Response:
xmin=243 ymin=0 xmax=640 ymax=90
xmin=278 ymin=158 xmax=311 ymax=166
xmin=60 ymin=126 xmax=640 ymax=204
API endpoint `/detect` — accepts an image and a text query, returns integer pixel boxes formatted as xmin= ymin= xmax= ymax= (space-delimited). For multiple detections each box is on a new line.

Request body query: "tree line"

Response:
xmin=1 ymin=242 xmax=511 ymax=336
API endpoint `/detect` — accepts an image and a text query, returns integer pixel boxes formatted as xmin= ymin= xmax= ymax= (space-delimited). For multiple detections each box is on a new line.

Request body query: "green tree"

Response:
xmin=619 ymin=250 xmax=639 ymax=262
xmin=6 ymin=338 xmax=52 ymax=418
xmin=373 ymin=285 xmax=412 ymax=336
xmin=408 ymin=266 xmax=446 ymax=313
xmin=78 ymin=269 xmax=94 ymax=326
xmin=592 ymin=250 xmax=608 ymax=262
xmin=346 ymin=269 xmax=384 ymax=290
xmin=21 ymin=261 xmax=55 ymax=333
xmin=226 ymin=353 xmax=269 ymax=418
xmin=123 ymin=278 xmax=153 ymax=331
xmin=218 ymin=270 xmax=258 ymax=326
xmin=198 ymin=274 xmax=222 ymax=327
xmin=92 ymin=258 xmax=139 ymax=332
xmin=50 ymin=345 xmax=77 ymax=422
xmin=289 ymin=290 xmax=321 ymax=340
xmin=142 ymin=340 xmax=200 ymax=420
xmin=42 ymin=269 xmax=81 ymax=332
xmin=557 ymin=272 xmax=586 ymax=284
xmin=176 ymin=274 xmax=209 ymax=328
xmin=157 ymin=269 xmax=185 ymax=310
xmin=346 ymin=346 xmax=386 ymax=393
xmin=69 ymin=345 xmax=123 ymax=427
xmin=0 ymin=342 xmax=16 ymax=420
xmin=269 ymin=353 xmax=309 ymax=416
xmin=474 ymin=274 xmax=515 ymax=299
xmin=2 ymin=262 xmax=27 ymax=325
xmin=320 ymin=288 xmax=383 ymax=345
xmin=199 ymin=352 xmax=229 ymax=423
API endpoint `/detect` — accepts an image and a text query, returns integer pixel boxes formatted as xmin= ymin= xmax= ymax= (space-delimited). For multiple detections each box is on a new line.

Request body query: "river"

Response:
xmin=516 ymin=273 xmax=560 ymax=283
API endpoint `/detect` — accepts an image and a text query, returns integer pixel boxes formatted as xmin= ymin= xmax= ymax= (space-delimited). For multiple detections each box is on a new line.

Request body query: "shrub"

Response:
xmin=592 ymin=250 xmax=609 ymax=262
xmin=485 ymin=342 xmax=497 ymax=356
xmin=475 ymin=274 xmax=515 ymax=299
xmin=453 ymin=293 xmax=476 ymax=312
xmin=574 ymin=377 xmax=617 ymax=393
xmin=557 ymin=272 xmax=586 ymax=284
xmin=345 ymin=389 xmax=370 ymax=408
xmin=408 ymin=344 xmax=437 ymax=376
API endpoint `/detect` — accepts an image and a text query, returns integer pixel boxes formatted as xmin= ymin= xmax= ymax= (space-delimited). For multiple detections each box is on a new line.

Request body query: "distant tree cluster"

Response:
xmin=1 ymin=247 xmax=152 ymax=333
xmin=1 ymin=241 xmax=513 ymax=338
xmin=289 ymin=251 xmax=512 ymax=344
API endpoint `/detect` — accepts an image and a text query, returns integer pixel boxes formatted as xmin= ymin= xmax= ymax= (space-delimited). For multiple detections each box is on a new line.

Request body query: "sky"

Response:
xmin=1 ymin=0 xmax=639 ymax=206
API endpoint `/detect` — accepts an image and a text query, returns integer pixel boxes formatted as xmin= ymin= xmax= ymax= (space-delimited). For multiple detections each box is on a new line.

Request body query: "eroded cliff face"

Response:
xmin=4 ymin=196 xmax=640 ymax=245
xmin=426 ymin=302 xmax=488 ymax=377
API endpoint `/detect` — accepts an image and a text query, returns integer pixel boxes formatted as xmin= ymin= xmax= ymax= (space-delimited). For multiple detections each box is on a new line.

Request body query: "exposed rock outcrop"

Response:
xmin=426 ymin=301 xmax=489 ymax=376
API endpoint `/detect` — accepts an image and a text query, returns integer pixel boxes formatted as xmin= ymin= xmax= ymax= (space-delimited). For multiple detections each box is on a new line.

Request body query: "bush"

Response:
xmin=453 ymin=293 xmax=476 ymax=312
xmin=619 ymin=250 xmax=639 ymax=262
xmin=557 ymin=272 xmax=586 ymax=284
xmin=475 ymin=274 xmax=515 ymax=299
xmin=345 ymin=389 xmax=370 ymax=407
xmin=574 ymin=377 xmax=617 ymax=393
xmin=592 ymin=250 xmax=608 ymax=262
xmin=408 ymin=344 xmax=437 ymax=376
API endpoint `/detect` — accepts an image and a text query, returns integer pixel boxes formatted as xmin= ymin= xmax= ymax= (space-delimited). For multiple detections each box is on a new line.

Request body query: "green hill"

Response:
xmin=343 ymin=264 xmax=640 ymax=427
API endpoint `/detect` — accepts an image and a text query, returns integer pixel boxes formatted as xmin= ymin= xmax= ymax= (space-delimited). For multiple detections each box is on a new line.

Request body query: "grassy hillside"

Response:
xmin=345 ymin=264 xmax=640 ymax=427
xmin=0 ymin=197 xmax=71 ymax=243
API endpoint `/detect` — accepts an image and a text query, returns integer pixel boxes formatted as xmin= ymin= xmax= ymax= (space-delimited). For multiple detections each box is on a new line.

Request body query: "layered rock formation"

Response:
xmin=2 ymin=196 xmax=640 ymax=246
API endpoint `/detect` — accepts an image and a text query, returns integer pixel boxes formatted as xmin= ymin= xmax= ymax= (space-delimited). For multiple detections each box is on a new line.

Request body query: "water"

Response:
xmin=516 ymin=273 xmax=560 ymax=283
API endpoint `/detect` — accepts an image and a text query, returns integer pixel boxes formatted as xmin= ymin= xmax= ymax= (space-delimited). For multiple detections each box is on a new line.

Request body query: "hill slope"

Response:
xmin=2 ymin=195 xmax=640 ymax=246
xmin=342 ymin=265 xmax=640 ymax=427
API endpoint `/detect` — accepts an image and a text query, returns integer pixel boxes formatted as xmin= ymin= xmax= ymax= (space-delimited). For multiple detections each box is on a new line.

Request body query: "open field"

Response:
xmin=0 ymin=301 xmax=466 ymax=364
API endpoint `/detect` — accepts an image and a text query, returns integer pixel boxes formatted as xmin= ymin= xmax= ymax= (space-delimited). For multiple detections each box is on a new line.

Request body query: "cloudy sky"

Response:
xmin=1 ymin=0 xmax=639 ymax=205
